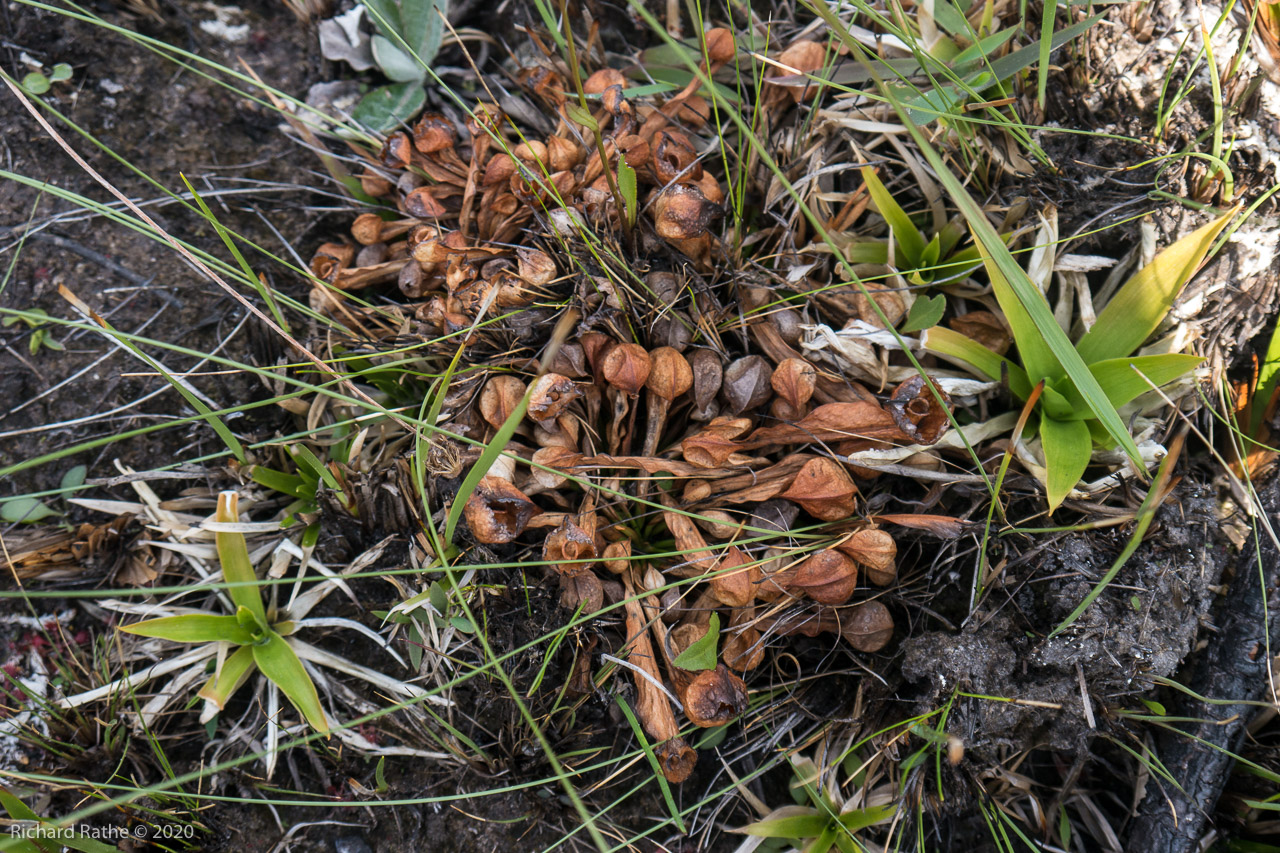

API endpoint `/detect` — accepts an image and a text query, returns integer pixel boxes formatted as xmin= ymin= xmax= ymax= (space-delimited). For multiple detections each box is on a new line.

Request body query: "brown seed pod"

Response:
xmin=462 ymin=477 xmax=540 ymax=544
xmin=704 ymin=28 xmax=736 ymax=65
xmin=721 ymin=355 xmax=772 ymax=415
xmin=839 ymin=601 xmax=894 ymax=652
xmin=689 ymin=349 xmax=723 ymax=414
xmin=837 ymin=528 xmax=897 ymax=587
xmin=679 ymin=665 xmax=749 ymax=727
xmin=643 ymin=347 xmax=694 ymax=456
xmin=785 ymin=550 xmax=858 ymax=605
xmin=412 ymin=113 xmax=456 ymax=155
xmin=543 ymin=518 xmax=598 ymax=569
xmin=602 ymin=540 xmax=632 ymax=574
xmin=771 ymin=358 xmax=817 ymax=411
xmin=602 ymin=343 xmax=652 ymax=395
xmin=583 ymin=67 xmax=627 ymax=94
xmin=708 ymin=546 xmax=757 ymax=608
xmin=479 ymin=375 xmax=527 ymax=429
xmin=381 ymin=131 xmax=414 ymax=169
xmin=778 ymin=457 xmax=857 ymax=521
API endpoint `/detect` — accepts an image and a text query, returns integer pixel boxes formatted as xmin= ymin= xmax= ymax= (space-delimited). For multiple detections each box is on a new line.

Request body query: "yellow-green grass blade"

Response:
xmin=1075 ymin=207 xmax=1237 ymax=365
xmin=196 ymin=645 xmax=257 ymax=709
xmin=1055 ymin=354 xmax=1205 ymax=418
xmin=215 ymin=492 xmax=267 ymax=626
xmin=860 ymin=165 xmax=926 ymax=266
xmin=1040 ymin=416 xmax=1093 ymax=512
xmin=922 ymin=326 xmax=1033 ymax=400
xmin=252 ymin=633 xmax=329 ymax=737
xmin=975 ymin=238 xmax=1060 ymax=387
xmin=119 ymin=614 xmax=253 ymax=645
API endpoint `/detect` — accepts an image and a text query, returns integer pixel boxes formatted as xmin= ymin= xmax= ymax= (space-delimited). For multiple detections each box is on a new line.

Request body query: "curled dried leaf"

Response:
xmin=405 ymin=186 xmax=450 ymax=219
xmin=528 ymin=373 xmax=581 ymax=423
xmin=887 ymin=376 xmax=952 ymax=444
xmin=680 ymin=433 xmax=741 ymax=468
xmin=778 ymin=457 xmax=857 ymax=521
xmin=742 ymin=402 xmax=909 ymax=448
xmin=463 ymin=477 xmax=540 ymax=544
xmin=950 ymin=310 xmax=1011 ymax=355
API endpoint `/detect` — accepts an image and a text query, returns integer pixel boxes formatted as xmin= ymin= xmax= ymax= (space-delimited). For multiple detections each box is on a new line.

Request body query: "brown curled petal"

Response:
xmin=528 ymin=373 xmax=581 ymax=423
xmin=462 ymin=476 xmax=540 ymax=544
xmin=887 ymin=376 xmax=952 ymax=444
xmin=584 ymin=67 xmax=627 ymax=94
xmin=680 ymin=664 xmax=749 ymax=727
xmin=412 ymin=113 xmax=456 ymax=155
xmin=654 ymin=739 xmax=697 ymax=783
xmin=404 ymin=186 xmax=450 ymax=219
xmin=544 ymin=518 xmax=598 ymax=569
xmin=653 ymin=131 xmax=701 ymax=186
xmin=839 ymin=601 xmax=894 ymax=652
xmin=722 ymin=625 xmax=764 ymax=671
xmin=778 ymin=457 xmax=857 ymax=522
xmin=381 ymin=131 xmax=413 ymax=169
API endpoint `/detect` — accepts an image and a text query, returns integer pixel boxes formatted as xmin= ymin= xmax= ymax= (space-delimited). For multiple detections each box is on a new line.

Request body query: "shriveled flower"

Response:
xmin=462 ymin=477 xmax=541 ymax=544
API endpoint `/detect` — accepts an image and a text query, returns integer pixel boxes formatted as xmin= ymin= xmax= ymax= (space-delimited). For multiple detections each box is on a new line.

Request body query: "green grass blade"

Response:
xmin=215 ymin=492 xmax=268 ymax=626
xmin=922 ymin=326 xmax=1033 ymax=399
xmin=252 ymin=633 xmax=329 ymax=736
xmin=1039 ymin=416 xmax=1092 ymax=512
xmin=1076 ymin=207 xmax=1237 ymax=364
xmin=1058 ymin=353 xmax=1204 ymax=416
xmin=860 ymin=165 xmax=926 ymax=266
xmin=196 ymin=645 xmax=257 ymax=709
xmin=613 ymin=696 xmax=686 ymax=833
xmin=976 ymin=239 xmax=1061 ymax=386
xmin=1037 ymin=0 xmax=1058 ymax=108
xmin=1049 ymin=433 xmax=1184 ymax=635
xmin=118 ymin=614 xmax=253 ymax=645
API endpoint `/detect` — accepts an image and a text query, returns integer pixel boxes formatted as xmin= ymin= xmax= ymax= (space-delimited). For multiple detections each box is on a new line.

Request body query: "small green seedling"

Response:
xmin=321 ymin=0 xmax=449 ymax=131
xmin=925 ymin=207 xmax=1236 ymax=510
xmin=249 ymin=443 xmax=356 ymax=527
xmin=732 ymin=755 xmax=896 ymax=853
xmin=0 ymin=465 xmax=87 ymax=524
xmin=4 ymin=309 xmax=66 ymax=356
xmin=120 ymin=492 xmax=330 ymax=737
xmin=19 ymin=63 xmax=72 ymax=96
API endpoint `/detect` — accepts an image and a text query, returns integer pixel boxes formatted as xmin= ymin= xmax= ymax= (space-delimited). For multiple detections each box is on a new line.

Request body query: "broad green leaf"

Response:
xmin=351 ymin=82 xmax=426 ymax=133
xmin=215 ymin=492 xmax=267 ymax=626
xmin=739 ymin=809 xmax=830 ymax=838
xmin=922 ymin=326 xmax=1032 ymax=400
xmin=249 ymin=466 xmax=310 ymax=499
xmin=291 ymin=445 xmax=342 ymax=493
xmin=0 ymin=497 xmax=58 ymax=523
xmin=1040 ymin=416 xmax=1092 ymax=512
xmin=1076 ymin=208 xmax=1236 ymax=365
xmin=251 ymin=632 xmax=330 ymax=736
xmin=371 ymin=35 xmax=425 ymax=82
xmin=0 ymin=787 xmax=41 ymax=821
xmin=837 ymin=804 xmax=897 ymax=832
xmin=120 ymin=614 xmax=254 ymax=645
xmin=860 ymin=166 xmax=926 ymax=266
xmin=806 ymin=825 xmax=838 ymax=853
xmin=1056 ymin=354 xmax=1204 ymax=418
xmin=0 ymin=786 xmax=117 ymax=853
xmin=59 ymin=464 xmax=87 ymax=491
xmin=21 ymin=72 xmax=50 ymax=95
xmin=197 ymin=645 xmax=257 ymax=708
xmin=361 ymin=0 xmax=403 ymax=40
xmin=48 ymin=63 xmax=72 ymax=83
xmin=901 ymin=294 xmax=945 ymax=333
xmin=976 ymin=238 xmax=1060 ymax=386
xmin=617 ymin=151 xmax=638 ymax=229
xmin=671 ymin=612 xmax=720 ymax=671
xmin=820 ymin=20 xmax=1142 ymax=462
xmin=564 ymin=101 xmax=599 ymax=131
xmin=399 ymin=0 xmax=447 ymax=65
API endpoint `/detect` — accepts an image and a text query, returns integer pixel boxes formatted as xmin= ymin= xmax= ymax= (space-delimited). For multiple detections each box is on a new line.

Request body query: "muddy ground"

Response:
xmin=2 ymin=0 xmax=1279 ymax=851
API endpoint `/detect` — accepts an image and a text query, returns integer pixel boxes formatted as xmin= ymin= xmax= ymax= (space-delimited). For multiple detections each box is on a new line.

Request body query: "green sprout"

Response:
xmin=3 ymin=309 xmax=66 ymax=356
xmin=119 ymin=492 xmax=330 ymax=737
xmin=925 ymin=206 xmax=1236 ymax=510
